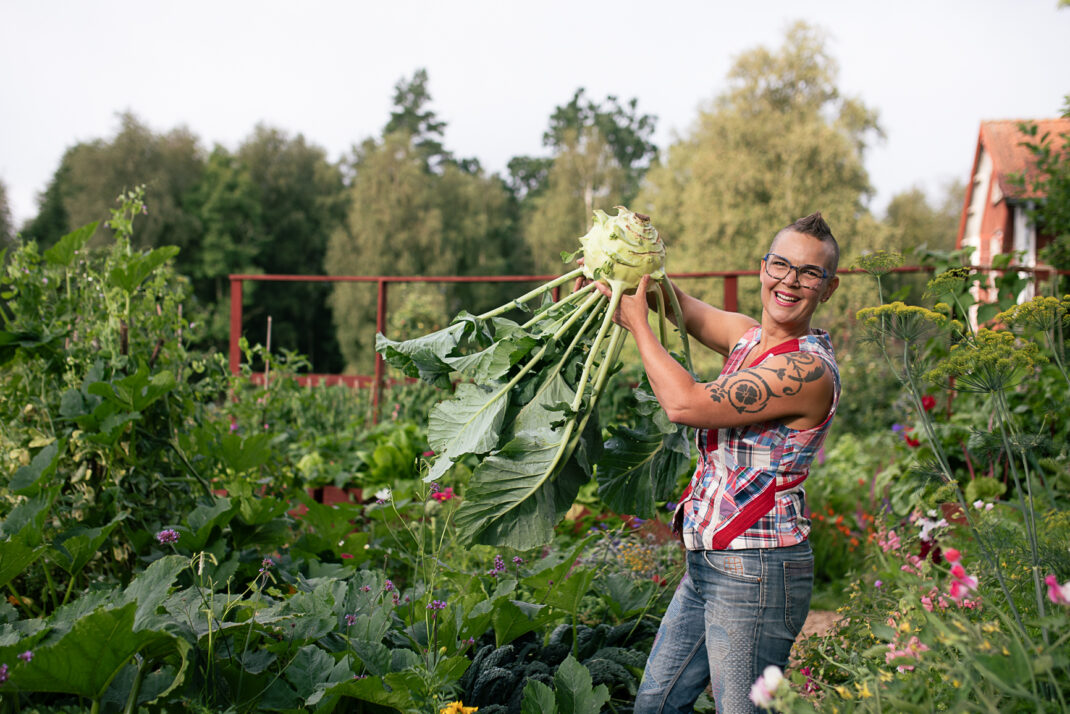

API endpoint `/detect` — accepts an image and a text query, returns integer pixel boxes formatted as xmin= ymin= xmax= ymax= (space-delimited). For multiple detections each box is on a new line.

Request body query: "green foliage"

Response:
xmin=327 ymin=128 xmax=516 ymax=372
xmin=376 ymin=244 xmax=693 ymax=548
xmin=790 ymin=508 xmax=1070 ymax=712
xmin=0 ymin=179 xmax=14 ymax=246
xmin=22 ymin=112 xmax=204 ymax=256
xmin=636 ymin=22 xmax=882 ymax=278
xmin=513 ymin=88 xmax=658 ymax=276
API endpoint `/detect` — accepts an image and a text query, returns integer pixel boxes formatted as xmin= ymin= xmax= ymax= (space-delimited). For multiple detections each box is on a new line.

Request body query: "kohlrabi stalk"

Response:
xmin=376 ymin=205 xmax=696 ymax=549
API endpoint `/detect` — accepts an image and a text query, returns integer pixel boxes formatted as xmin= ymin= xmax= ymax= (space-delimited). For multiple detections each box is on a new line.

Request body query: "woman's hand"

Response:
xmin=594 ymin=274 xmax=654 ymax=334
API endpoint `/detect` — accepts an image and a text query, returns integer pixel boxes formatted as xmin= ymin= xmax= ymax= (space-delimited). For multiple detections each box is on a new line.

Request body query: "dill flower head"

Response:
xmin=995 ymin=295 xmax=1069 ymax=334
xmin=924 ymin=267 xmax=971 ymax=300
xmin=854 ymin=250 xmax=904 ymax=277
xmin=857 ymin=302 xmax=953 ymax=343
xmin=926 ymin=328 xmax=1046 ymax=392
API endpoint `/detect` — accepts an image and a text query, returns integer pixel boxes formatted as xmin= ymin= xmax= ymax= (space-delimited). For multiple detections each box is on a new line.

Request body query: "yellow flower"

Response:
xmin=440 ymin=702 xmax=478 ymax=714
xmin=952 ymin=679 xmax=961 ymax=688
xmin=879 ymin=670 xmax=893 ymax=682
xmin=834 ymin=685 xmax=854 ymax=700
xmin=856 ymin=681 xmax=874 ymax=699
xmin=899 ymin=621 xmax=911 ymax=633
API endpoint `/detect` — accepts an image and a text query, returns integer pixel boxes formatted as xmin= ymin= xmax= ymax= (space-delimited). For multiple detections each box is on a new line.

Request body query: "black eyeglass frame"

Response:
xmin=761 ymin=252 xmax=830 ymax=289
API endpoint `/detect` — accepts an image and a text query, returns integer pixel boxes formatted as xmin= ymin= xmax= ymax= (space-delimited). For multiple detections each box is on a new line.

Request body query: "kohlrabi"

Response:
xmin=375 ymin=206 xmax=693 ymax=549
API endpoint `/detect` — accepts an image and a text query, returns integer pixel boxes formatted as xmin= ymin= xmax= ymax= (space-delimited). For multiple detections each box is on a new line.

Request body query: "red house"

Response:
xmin=956 ymin=118 xmax=1070 ymax=301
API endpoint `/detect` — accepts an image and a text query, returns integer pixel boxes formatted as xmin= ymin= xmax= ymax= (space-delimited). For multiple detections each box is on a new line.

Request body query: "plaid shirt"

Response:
xmin=676 ymin=326 xmax=839 ymax=551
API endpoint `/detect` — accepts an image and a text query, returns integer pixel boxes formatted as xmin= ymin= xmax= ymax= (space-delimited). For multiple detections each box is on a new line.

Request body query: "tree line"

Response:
xmin=2 ymin=22 xmax=965 ymax=374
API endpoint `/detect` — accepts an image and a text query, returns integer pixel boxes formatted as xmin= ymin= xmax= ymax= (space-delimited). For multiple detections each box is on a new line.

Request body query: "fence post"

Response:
xmin=229 ymin=277 xmax=243 ymax=374
xmin=723 ymin=275 xmax=738 ymax=313
xmin=373 ymin=279 xmax=388 ymax=424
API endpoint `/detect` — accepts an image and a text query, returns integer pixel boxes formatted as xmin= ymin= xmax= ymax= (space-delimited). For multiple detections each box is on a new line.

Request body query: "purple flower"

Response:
xmin=155 ymin=529 xmax=180 ymax=545
xmin=426 ymin=600 xmax=447 ymax=611
xmin=259 ymin=557 xmax=273 ymax=574
xmin=383 ymin=579 xmax=394 ymax=592
xmin=360 ymin=585 xmax=371 ymax=592
xmin=891 ymin=423 xmax=904 ymax=433
xmin=17 ymin=651 xmax=31 ymax=663
xmin=229 ymin=421 xmax=239 ymax=433
xmin=0 ymin=663 xmax=7 ymax=684
xmin=429 ymin=482 xmax=441 ymax=494
xmin=345 ymin=614 xmax=357 ymax=626
xmin=487 ymin=554 xmax=506 ymax=577
xmin=665 ymin=501 xmax=676 ymax=511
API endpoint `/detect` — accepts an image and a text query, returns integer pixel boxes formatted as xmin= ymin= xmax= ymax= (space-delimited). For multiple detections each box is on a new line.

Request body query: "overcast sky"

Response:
xmin=2 ymin=0 xmax=1069 ymax=228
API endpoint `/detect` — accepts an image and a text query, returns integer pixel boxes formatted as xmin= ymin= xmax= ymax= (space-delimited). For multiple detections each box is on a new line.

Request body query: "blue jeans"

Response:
xmin=634 ymin=542 xmax=813 ymax=714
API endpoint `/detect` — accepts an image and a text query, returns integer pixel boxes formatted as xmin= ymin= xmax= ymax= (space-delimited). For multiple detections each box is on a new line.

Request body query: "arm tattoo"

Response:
xmin=705 ymin=353 xmax=826 ymax=414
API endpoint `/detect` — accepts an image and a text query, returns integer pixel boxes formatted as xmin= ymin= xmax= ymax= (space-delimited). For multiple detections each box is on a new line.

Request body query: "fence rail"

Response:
xmin=229 ymin=265 xmax=1067 ymax=420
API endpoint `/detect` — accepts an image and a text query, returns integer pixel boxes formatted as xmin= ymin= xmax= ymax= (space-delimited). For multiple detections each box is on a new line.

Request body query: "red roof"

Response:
xmin=980 ymin=118 xmax=1070 ymax=201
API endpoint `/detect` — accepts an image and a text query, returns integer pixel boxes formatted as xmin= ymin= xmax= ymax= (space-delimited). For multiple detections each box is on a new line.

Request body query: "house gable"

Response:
xmin=956 ymin=118 xmax=1070 ymax=268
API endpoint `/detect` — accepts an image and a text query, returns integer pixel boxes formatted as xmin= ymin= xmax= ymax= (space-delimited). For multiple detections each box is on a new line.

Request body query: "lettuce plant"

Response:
xmin=376 ymin=207 xmax=692 ymax=549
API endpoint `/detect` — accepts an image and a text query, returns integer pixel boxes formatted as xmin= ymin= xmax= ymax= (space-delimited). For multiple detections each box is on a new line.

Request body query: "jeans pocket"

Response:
xmin=783 ymin=559 xmax=814 ymax=635
xmin=701 ymin=550 xmax=762 ymax=584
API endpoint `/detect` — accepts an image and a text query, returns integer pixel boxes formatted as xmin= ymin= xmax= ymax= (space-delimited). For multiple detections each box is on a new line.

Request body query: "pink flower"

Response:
xmin=155 ymin=529 xmax=180 ymax=545
xmin=944 ymin=547 xmax=961 ymax=563
xmin=1045 ymin=575 xmax=1070 ymax=605
xmin=431 ymin=486 xmax=455 ymax=502
xmin=878 ymin=529 xmax=900 ymax=553
xmin=340 ymin=553 xmax=354 ymax=559
xmin=949 ymin=572 xmax=978 ymax=602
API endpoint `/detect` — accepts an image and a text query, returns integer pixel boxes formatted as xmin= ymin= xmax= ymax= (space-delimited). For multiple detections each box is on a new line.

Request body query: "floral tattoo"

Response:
xmin=705 ymin=353 xmax=826 ymax=414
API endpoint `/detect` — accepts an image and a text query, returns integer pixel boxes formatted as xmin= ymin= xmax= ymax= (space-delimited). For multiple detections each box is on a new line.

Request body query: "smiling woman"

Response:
xmin=601 ymin=212 xmax=842 ymax=714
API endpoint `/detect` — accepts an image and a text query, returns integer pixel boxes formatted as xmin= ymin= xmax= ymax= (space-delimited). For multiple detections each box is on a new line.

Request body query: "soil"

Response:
xmin=799 ymin=609 xmax=840 ymax=639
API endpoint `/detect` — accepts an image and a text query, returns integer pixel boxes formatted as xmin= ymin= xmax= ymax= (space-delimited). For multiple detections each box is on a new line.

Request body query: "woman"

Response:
xmin=595 ymin=212 xmax=841 ymax=713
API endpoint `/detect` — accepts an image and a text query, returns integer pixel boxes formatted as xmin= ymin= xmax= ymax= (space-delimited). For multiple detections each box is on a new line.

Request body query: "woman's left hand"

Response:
xmin=594 ymin=274 xmax=653 ymax=334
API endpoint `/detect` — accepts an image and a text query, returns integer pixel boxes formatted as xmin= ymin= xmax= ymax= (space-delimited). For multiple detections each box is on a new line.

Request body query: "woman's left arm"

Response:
xmin=605 ymin=276 xmax=834 ymax=430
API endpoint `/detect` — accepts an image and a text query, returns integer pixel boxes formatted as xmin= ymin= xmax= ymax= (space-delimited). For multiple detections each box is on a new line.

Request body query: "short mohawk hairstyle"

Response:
xmin=776 ymin=212 xmax=839 ymax=274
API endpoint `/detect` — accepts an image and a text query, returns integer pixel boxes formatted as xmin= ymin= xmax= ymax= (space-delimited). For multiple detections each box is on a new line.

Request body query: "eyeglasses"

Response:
xmin=762 ymin=253 xmax=829 ymax=290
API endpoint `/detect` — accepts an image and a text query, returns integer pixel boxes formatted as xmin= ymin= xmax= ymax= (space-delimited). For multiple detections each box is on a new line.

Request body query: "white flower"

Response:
xmin=749 ymin=665 xmax=784 ymax=708
xmin=917 ymin=516 xmax=948 ymax=542
xmin=762 ymin=665 xmax=783 ymax=691
xmin=973 ymin=499 xmax=985 ymax=510
xmin=375 ymin=487 xmax=392 ymax=502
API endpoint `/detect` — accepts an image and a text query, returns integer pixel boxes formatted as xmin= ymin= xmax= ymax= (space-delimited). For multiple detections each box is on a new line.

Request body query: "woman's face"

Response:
xmin=759 ymin=230 xmax=839 ymax=329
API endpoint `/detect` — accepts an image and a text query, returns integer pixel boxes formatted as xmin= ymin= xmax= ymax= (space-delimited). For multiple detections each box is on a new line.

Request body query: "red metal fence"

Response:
xmin=229 ymin=266 xmax=1067 ymax=419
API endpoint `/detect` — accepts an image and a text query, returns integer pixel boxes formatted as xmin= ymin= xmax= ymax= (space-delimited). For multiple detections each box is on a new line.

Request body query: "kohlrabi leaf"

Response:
xmin=454 ymin=370 xmax=589 ymax=549
xmin=596 ymin=420 xmax=691 ymax=518
xmin=425 ymin=382 xmax=512 ymax=481
xmin=455 ymin=430 xmax=591 ymax=550
xmin=375 ymin=321 xmax=470 ymax=388
xmin=444 ymin=334 xmax=538 ymax=383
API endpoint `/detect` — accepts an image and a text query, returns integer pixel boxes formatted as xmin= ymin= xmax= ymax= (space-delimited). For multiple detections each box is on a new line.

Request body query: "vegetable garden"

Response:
xmin=2 ymin=191 xmax=1070 ymax=713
